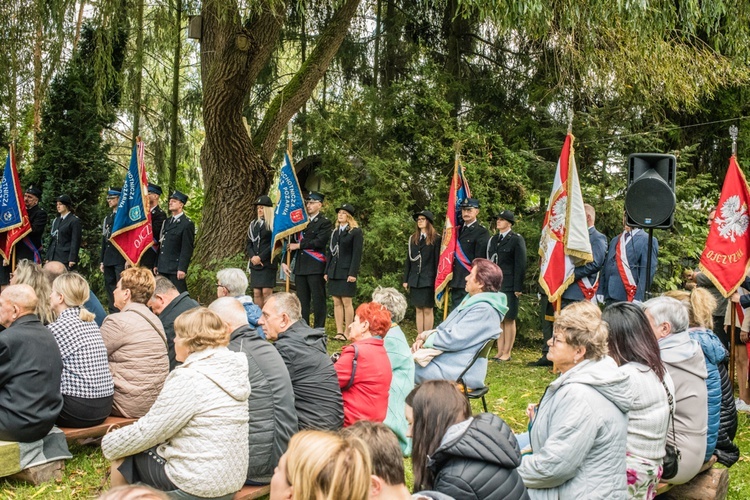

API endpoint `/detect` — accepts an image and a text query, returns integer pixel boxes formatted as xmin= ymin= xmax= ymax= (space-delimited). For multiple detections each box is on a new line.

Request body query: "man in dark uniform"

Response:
xmin=486 ymin=210 xmax=526 ymax=361
xmin=281 ymin=192 xmax=332 ymax=329
xmin=100 ymin=187 xmax=126 ymax=312
xmin=46 ymin=194 xmax=82 ymax=270
xmin=140 ymin=183 xmax=166 ymax=271
xmin=156 ymin=190 xmax=195 ymax=293
xmin=17 ymin=186 xmax=48 ymax=263
xmin=449 ymin=198 xmax=490 ymax=310
xmin=0 ymin=186 xmax=47 ymax=288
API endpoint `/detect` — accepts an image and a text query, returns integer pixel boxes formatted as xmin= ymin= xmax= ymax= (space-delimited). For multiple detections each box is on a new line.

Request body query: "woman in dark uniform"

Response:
xmin=326 ymin=203 xmax=363 ymax=340
xmin=246 ymin=195 xmax=276 ymax=308
xmin=402 ymin=210 xmax=441 ymax=334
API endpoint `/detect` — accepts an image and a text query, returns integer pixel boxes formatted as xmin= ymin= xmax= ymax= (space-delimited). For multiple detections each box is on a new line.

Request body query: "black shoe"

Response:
xmin=527 ymin=356 xmax=553 ymax=367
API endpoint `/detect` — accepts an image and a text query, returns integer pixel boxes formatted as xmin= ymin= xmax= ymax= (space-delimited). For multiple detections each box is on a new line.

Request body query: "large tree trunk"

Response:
xmin=195 ymin=0 xmax=361 ymax=268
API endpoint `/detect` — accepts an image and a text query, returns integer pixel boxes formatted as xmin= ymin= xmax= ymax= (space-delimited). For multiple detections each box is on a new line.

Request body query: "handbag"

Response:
xmin=661 ymin=380 xmax=681 ymax=480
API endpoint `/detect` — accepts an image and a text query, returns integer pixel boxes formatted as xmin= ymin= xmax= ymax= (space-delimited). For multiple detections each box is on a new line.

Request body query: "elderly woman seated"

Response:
xmin=371 ymin=286 xmax=414 ymax=455
xmin=518 ymin=301 xmax=633 ymax=498
xmin=643 ymin=296 xmax=709 ymax=486
xmin=102 ymin=308 xmax=250 ymax=499
xmin=48 ymin=273 xmax=114 ymax=428
xmin=216 ymin=268 xmax=264 ymax=337
xmin=335 ymin=302 xmax=393 ymax=427
xmin=100 ymin=267 xmax=169 ymax=418
xmin=412 ymin=258 xmax=507 ymax=389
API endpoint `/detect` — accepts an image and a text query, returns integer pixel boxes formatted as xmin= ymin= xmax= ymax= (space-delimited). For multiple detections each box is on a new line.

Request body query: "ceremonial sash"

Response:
xmin=577 ymin=275 xmax=599 ymax=302
xmin=455 ymin=239 xmax=472 ymax=272
xmin=299 ymin=232 xmax=326 ymax=263
xmin=615 ymin=233 xmax=638 ymax=302
xmin=21 ymin=237 xmax=41 ymax=264
xmin=736 ymin=301 xmax=745 ymax=326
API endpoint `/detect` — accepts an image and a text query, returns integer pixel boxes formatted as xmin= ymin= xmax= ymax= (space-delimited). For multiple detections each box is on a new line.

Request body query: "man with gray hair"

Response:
xmin=216 ymin=268 xmax=263 ymax=337
xmin=0 ymin=285 xmax=64 ymax=442
xmin=258 ymin=292 xmax=343 ymax=430
xmin=643 ymin=296 xmax=708 ymax=485
xmin=209 ymin=297 xmax=297 ymax=485
xmin=372 ymin=287 xmax=414 ymax=455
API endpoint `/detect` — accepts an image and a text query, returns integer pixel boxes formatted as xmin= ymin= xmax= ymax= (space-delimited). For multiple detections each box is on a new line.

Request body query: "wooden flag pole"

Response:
xmin=285 ymin=121 xmax=293 ymax=293
xmin=729 ymin=125 xmax=739 ymax=390
xmin=443 ymin=289 xmax=450 ymax=320
xmin=730 ymin=302 xmax=736 ymax=391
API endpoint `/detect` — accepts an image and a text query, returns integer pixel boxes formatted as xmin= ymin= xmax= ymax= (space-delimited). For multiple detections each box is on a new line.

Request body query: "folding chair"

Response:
xmin=456 ymin=338 xmax=495 ymax=412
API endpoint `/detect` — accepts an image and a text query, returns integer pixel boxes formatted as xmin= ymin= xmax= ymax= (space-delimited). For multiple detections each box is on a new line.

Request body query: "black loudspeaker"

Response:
xmin=625 ymin=153 xmax=677 ymax=229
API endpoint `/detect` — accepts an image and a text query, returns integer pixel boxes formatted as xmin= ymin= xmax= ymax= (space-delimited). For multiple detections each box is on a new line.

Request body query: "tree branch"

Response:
xmin=254 ymin=0 xmax=361 ymax=162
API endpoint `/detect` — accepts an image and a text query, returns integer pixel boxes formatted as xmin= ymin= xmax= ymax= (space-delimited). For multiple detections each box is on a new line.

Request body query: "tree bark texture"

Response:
xmin=195 ymin=0 xmax=361 ymax=267
xmin=169 ymin=0 xmax=182 ymax=194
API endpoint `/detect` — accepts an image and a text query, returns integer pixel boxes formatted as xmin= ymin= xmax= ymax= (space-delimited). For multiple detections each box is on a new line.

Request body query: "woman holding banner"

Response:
xmin=326 ymin=204 xmax=363 ymax=341
xmin=246 ymin=195 xmax=276 ymax=308
xmin=403 ymin=210 xmax=441 ymax=334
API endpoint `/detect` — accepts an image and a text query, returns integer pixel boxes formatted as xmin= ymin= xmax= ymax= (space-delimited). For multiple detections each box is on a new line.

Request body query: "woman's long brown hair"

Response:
xmin=405 ymin=380 xmax=471 ymax=490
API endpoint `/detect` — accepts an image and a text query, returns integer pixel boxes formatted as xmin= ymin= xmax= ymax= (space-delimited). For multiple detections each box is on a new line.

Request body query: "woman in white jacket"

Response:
xmin=519 ymin=301 xmax=633 ymax=500
xmin=102 ymin=308 xmax=250 ymax=500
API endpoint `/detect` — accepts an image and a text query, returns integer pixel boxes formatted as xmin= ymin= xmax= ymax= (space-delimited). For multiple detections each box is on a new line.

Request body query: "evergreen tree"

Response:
xmin=28 ymin=18 xmax=128 ymax=279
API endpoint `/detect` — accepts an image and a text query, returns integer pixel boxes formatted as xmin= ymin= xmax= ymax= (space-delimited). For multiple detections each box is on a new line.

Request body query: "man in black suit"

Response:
xmin=487 ymin=210 xmax=526 ymax=361
xmin=449 ymin=198 xmax=490 ymax=310
xmin=100 ymin=187 xmax=126 ymax=312
xmin=156 ymin=191 xmax=195 ymax=293
xmin=0 ymin=186 xmax=48 ymax=287
xmin=17 ymin=186 xmax=48 ymax=263
xmin=46 ymin=194 xmax=82 ymax=270
xmin=0 ymin=284 xmax=63 ymax=442
xmin=282 ymin=192 xmax=332 ymax=329
xmin=140 ymin=183 xmax=166 ymax=271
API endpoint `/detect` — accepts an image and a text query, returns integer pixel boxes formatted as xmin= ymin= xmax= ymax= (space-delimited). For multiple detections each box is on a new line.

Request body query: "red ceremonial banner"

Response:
xmin=699 ymin=155 xmax=750 ymax=297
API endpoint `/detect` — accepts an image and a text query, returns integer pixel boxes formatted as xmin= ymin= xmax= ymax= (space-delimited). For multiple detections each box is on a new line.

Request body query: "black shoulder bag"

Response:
xmin=661 ymin=380 xmax=681 ymax=481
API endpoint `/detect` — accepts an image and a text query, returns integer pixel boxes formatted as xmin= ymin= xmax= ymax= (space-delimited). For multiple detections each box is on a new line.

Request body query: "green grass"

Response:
xmin=1 ymin=320 xmax=747 ymax=499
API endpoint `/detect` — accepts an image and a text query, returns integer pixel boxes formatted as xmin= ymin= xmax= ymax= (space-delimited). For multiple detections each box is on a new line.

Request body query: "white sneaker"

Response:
xmin=736 ymin=399 xmax=750 ymax=413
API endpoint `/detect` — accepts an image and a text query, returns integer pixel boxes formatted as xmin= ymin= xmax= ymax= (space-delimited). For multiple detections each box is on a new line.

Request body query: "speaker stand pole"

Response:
xmin=644 ymin=228 xmax=654 ymax=301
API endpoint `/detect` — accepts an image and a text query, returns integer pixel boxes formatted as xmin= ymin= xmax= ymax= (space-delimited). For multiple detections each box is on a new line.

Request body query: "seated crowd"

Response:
xmin=0 ymin=258 xmax=740 ymax=500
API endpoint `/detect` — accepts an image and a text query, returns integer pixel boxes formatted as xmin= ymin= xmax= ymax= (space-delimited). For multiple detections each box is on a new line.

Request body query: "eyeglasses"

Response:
xmin=550 ymin=335 xmax=567 ymax=346
xmin=216 ymin=283 xmax=228 ymax=290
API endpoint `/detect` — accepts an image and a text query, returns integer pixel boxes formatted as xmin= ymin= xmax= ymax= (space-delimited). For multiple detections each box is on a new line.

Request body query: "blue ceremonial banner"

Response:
xmin=0 ymin=145 xmax=31 ymax=261
xmin=270 ymin=151 xmax=309 ymax=259
xmin=110 ymin=141 xmax=154 ymax=265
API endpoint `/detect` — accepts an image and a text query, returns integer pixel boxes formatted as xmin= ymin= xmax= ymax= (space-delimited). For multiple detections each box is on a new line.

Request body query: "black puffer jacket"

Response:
xmin=427 ymin=413 xmax=529 ymax=500
xmin=714 ymin=361 xmax=739 ymax=467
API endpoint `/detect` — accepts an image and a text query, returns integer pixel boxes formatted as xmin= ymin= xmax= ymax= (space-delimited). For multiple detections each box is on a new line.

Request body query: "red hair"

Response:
xmin=355 ymin=302 xmax=391 ymax=337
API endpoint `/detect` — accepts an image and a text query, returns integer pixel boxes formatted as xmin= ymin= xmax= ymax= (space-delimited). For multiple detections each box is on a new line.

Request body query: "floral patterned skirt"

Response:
xmin=626 ymin=452 xmax=663 ymax=499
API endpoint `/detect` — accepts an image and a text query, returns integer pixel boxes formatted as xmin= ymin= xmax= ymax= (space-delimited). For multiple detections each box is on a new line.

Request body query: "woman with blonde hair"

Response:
xmin=48 ymin=272 xmax=114 ymax=427
xmin=326 ymin=204 xmax=363 ymax=340
xmin=11 ymin=259 xmax=54 ymax=324
xmin=519 ymin=301 xmax=633 ymax=498
xmin=100 ymin=267 xmax=169 ymax=418
xmin=102 ymin=307 xmax=250 ymax=499
xmin=270 ymin=430 xmax=371 ymax=500
xmin=664 ymin=288 xmax=736 ymax=466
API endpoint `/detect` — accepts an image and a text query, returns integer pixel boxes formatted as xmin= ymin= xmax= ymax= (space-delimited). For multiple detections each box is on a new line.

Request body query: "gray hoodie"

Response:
xmin=519 ymin=356 xmax=633 ymax=500
xmin=658 ymin=331 xmax=708 ymax=485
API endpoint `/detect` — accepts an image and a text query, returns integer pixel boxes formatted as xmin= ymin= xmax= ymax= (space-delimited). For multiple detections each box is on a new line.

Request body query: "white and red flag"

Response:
xmin=699 ymin=155 xmax=750 ymax=296
xmin=538 ymin=133 xmax=592 ymax=302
